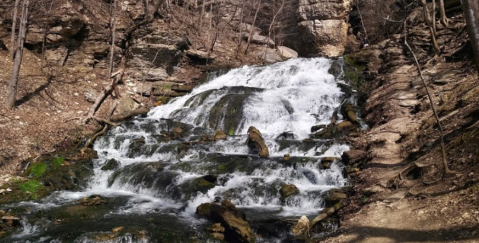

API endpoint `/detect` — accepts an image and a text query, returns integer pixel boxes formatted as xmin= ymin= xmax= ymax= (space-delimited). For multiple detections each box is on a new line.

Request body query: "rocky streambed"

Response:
xmin=0 ymin=58 xmax=364 ymax=242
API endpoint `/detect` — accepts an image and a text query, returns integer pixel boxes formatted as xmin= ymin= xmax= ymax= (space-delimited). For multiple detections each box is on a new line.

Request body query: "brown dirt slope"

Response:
xmin=324 ymin=6 xmax=479 ymax=243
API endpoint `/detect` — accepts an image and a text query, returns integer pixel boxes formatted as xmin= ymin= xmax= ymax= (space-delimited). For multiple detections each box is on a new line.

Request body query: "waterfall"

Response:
xmin=2 ymin=58 xmax=351 ymax=242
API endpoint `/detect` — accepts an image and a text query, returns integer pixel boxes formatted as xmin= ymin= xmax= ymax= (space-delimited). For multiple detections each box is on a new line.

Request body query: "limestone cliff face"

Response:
xmin=297 ymin=0 xmax=353 ymax=57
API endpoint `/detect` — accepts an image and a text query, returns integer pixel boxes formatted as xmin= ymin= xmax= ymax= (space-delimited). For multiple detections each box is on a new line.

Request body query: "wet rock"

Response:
xmin=341 ymin=104 xmax=359 ymax=123
xmin=188 ymin=176 xmax=217 ymax=193
xmin=336 ymin=121 xmax=354 ymax=131
xmin=207 ymin=223 xmax=225 ymax=240
xmin=280 ymin=184 xmax=300 ymax=199
xmin=111 ymin=226 xmax=124 ymax=233
xmin=321 ymin=157 xmax=340 ymax=169
xmin=292 ymin=215 xmax=310 ymax=239
xmin=1 ymin=215 xmax=21 ymax=227
xmin=246 ymin=126 xmax=269 ymax=158
xmin=101 ymin=159 xmax=120 ymax=171
xmin=276 ymin=132 xmax=297 ymax=140
xmin=214 ymin=130 xmax=227 ymax=141
xmin=341 ymin=150 xmax=366 ymax=165
xmin=80 ymin=195 xmax=108 ymax=206
xmin=283 ymin=154 xmax=291 ymax=161
xmin=325 ymin=189 xmax=347 ymax=206
xmin=311 ymin=124 xmax=327 ymax=133
xmin=312 ymin=124 xmax=337 ymax=139
xmin=196 ymin=201 xmax=255 ymax=243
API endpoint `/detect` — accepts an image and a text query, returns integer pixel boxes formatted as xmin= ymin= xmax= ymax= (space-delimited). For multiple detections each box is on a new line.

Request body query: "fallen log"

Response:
xmin=309 ymin=199 xmax=344 ymax=230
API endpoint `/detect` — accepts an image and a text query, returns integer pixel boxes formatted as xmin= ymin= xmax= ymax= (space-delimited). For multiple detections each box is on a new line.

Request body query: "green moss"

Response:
xmin=30 ymin=163 xmax=47 ymax=178
xmin=227 ymin=127 xmax=235 ymax=136
xmin=52 ymin=157 xmax=65 ymax=168
xmin=19 ymin=180 xmax=44 ymax=199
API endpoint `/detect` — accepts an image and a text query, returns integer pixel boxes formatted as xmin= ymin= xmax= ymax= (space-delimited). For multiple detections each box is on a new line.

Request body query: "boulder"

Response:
xmin=233 ymin=23 xmax=261 ymax=35
xmin=186 ymin=50 xmax=216 ymax=64
xmin=246 ymin=126 xmax=269 ymax=158
xmin=292 ymin=215 xmax=310 ymax=239
xmin=1 ymin=215 xmax=21 ymax=227
xmin=255 ymin=48 xmax=283 ymax=64
xmin=325 ymin=189 xmax=347 ymax=206
xmin=280 ymin=184 xmax=300 ymax=199
xmin=117 ymin=97 xmax=141 ymax=116
xmin=341 ymin=150 xmax=367 ymax=165
xmin=214 ymin=130 xmax=227 ymax=141
xmin=341 ymin=104 xmax=359 ymax=123
xmin=196 ymin=201 xmax=256 ymax=243
xmin=101 ymin=159 xmax=120 ymax=171
xmin=80 ymin=195 xmax=108 ymax=206
xmin=242 ymin=33 xmax=275 ymax=47
xmin=277 ymin=46 xmax=298 ymax=59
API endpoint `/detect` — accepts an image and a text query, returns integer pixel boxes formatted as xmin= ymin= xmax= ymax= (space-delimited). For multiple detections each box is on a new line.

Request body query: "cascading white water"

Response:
xmin=2 ymin=58 xmax=352 ymax=242
xmin=79 ymin=57 xmax=348 ymax=216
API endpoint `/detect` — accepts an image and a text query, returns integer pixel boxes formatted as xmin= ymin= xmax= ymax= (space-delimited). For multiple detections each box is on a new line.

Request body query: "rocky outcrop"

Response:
xmin=246 ymin=126 xmax=269 ymax=158
xmin=196 ymin=200 xmax=256 ymax=243
xmin=297 ymin=0 xmax=353 ymax=57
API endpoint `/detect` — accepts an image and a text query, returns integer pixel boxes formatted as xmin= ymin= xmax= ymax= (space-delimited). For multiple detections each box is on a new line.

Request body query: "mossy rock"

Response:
xmin=101 ymin=159 xmax=120 ymax=171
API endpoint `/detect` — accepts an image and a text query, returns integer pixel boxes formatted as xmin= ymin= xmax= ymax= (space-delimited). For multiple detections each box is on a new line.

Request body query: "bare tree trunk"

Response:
xmin=235 ymin=0 xmax=246 ymax=57
xmin=199 ymin=0 xmax=206 ymax=31
xmin=267 ymin=0 xmax=285 ymax=44
xmin=109 ymin=0 xmax=118 ymax=78
xmin=432 ymin=0 xmax=437 ymax=36
xmin=244 ymin=0 xmax=262 ymax=55
xmin=438 ymin=0 xmax=448 ymax=27
xmin=6 ymin=0 xmax=29 ymax=110
xmin=10 ymin=0 xmax=21 ymax=59
xmin=462 ymin=0 xmax=479 ymax=76
xmin=420 ymin=0 xmax=440 ymax=54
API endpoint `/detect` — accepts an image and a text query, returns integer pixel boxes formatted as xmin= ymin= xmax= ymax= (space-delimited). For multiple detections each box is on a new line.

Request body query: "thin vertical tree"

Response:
xmin=108 ymin=0 xmax=118 ymax=78
xmin=244 ymin=0 xmax=262 ymax=54
xmin=6 ymin=0 xmax=29 ymax=109
xmin=10 ymin=0 xmax=21 ymax=59
xmin=462 ymin=0 xmax=479 ymax=76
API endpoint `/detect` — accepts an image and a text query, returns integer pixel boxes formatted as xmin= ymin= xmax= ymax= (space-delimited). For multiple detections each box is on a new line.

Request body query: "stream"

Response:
xmin=1 ymin=57 xmax=354 ymax=242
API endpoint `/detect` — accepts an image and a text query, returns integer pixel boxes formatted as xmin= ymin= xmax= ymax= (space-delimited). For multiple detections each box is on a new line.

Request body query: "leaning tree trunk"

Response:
xmin=6 ymin=0 xmax=29 ymax=110
xmin=462 ymin=0 xmax=479 ymax=76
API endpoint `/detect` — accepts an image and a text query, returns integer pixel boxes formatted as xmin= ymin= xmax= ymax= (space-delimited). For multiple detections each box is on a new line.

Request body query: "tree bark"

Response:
xmin=244 ymin=0 xmax=262 ymax=55
xmin=438 ymin=0 xmax=449 ymax=27
xmin=10 ymin=0 xmax=21 ymax=59
xmin=462 ymin=0 xmax=479 ymax=76
xmin=108 ymin=0 xmax=118 ymax=78
xmin=6 ymin=0 xmax=29 ymax=110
